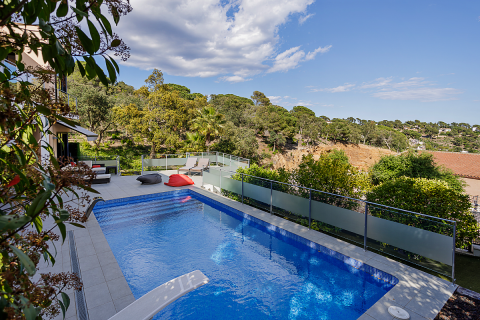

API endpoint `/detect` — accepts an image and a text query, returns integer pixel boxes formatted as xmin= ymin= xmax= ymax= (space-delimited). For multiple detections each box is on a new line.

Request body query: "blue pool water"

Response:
xmin=94 ymin=190 xmax=397 ymax=320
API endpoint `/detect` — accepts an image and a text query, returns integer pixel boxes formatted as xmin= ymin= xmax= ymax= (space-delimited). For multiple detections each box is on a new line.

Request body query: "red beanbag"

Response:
xmin=70 ymin=162 xmax=77 ymax=166
xmin=92 ymin=165 xmax=101 ymax=168
xmin=164 ymin=174 xmax=194 ymax=187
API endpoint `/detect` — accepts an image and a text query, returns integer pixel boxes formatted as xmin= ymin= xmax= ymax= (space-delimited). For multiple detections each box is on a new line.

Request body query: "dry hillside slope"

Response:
xmin=272 ymin=143 xmax=398 ymax=171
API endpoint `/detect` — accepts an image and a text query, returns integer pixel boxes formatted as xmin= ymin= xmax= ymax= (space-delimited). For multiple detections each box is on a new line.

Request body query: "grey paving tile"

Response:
xmin=74 ymin=235 xmax=93 ymax=247
xmin=88 ymin=301 xmax=116 ymax=320
xmin=382 ymin=282 xmax=420 ymax=307
xmin=357 ymin=313 xmax=376 ymax=320
xmin=101 ymin=262 xmax=124 ymax=281
xmin=365 ymin=296 xmax=396 ymax=320
xmin=113 ymin=293 xmax=135 ymax=312
xmin=79 ymin=254 xmax=100 ymax=272
xmin=76 ymin=243 xmax=96 ymax=258
xmin=106 ymin=277 xmax=132 ymax=300
xmin=405 ymin=293 xmax=447 ymax=319
xmin=81 ymin=266 xmax=106 ymax=288
xmin=84 ymin=282 xmax=112 ymax=309
xmin=98 ymin=251 xmax=117 ymax=266
xmin=93 ymin=240 xmax=112 ymax=254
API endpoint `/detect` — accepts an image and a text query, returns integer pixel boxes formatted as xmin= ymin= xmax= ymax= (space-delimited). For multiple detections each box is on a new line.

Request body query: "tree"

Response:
xmin=291 ymin=152 xmax=370 ymax=210
xmin=213 ymin=122 xmax=259 ymax=159
xmin=1 ymin=0 xmax=129 ymax=317
xmin=209 ymin=94 xmax=254 ymax=127
xmin=145 ymin=68 xmax=164 ymax=91
xmin=166 ymin=84 xmax=203 ymax=100
xmin=182 ymin=132 xmax=206 ymax=152
xmin=251 ymin=91 xmax=271 ymax=106
xmin=191 ymin=106 xmax=226 ymax=146
xmin=268 ymin=131 xmax=286 ymax=152
xmin=370 ymin=151 xmax=466 ymax=192
xmin=366 ymin=177 xmax=478 ymax=248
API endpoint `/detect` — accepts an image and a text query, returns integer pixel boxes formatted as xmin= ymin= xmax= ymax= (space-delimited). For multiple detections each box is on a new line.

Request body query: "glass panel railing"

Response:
xmin=202 ymin=167 xmax=456 ymax=281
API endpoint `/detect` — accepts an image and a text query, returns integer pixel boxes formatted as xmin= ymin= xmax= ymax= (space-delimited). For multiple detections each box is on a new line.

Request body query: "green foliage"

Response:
xmin=251 ymin=91 xmax=271 ymax=106
xmin=191 ymin=106 xmax=226 ymax=145
xmin=291 ymin=152 xmax=371 ymax=209
xmin=371 ymin=152 xmax=466 ymax=192
xmin=366 ymin=177 xmax=478 ymax=247
xmin=232 ymin=164 xmax=291 ymax=189
xmin=166 ymin=83 xmax=203 ymax=100
xmin=212 ymin=122 xmax=259 ymax=159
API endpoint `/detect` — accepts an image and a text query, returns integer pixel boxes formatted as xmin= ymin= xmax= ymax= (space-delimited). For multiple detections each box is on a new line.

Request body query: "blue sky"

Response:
xmin=112 ymin=0 xmax=480 ymax=124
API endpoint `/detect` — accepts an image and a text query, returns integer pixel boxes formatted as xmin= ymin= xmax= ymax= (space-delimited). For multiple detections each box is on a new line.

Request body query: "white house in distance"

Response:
xmin=1 ymin=24 xmax=98 ymax=163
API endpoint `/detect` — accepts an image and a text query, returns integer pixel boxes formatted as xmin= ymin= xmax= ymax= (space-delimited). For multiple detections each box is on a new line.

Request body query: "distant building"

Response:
xmin=473 ymin=127 xmax=478 ymax=132
xmin=425 ymin=151 xmax=480 ymax=180
xmin=439 ymin=128 xmax=451 ymax=133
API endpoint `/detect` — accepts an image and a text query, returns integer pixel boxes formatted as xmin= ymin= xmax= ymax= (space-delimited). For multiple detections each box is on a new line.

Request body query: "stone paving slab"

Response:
xmin=38 ymin=171 xmax=455 ymax=320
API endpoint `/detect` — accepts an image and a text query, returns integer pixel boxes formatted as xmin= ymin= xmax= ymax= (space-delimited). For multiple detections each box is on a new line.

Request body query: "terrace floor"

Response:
xmin=40 ymin=170 xmax=457 ymax=320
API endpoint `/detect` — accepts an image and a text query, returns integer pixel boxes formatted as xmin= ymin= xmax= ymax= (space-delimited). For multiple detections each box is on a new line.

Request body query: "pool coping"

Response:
xmin=63 ymin=173 xmax=456 ymax=320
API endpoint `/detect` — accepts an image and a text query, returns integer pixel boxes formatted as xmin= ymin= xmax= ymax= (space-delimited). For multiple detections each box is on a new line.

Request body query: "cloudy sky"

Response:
xmin=110 ymin=0 xmax=480 ymax=124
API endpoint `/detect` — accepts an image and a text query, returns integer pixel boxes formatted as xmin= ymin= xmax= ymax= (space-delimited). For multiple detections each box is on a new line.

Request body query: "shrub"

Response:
xmin=370 ymin=151 xmax=465 ymax=192
xmin=366 ymin=177 xmax=478 ymax=247
xmin=292 ymin=152 xmax=370 ymax=198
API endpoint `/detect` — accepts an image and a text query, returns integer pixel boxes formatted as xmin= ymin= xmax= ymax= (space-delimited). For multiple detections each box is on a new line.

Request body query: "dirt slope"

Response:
xmin=272 ymin=143 xmax=397 ymax=171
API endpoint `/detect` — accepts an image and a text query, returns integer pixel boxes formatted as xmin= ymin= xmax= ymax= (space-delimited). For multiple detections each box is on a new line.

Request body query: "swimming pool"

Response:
xmin=93 ymin=190 xmax=398 ymax=319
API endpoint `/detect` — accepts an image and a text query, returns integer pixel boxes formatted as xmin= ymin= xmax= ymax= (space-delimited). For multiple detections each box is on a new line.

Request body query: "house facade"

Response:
xmin=1 ymin=24 xmax=97 ymax=163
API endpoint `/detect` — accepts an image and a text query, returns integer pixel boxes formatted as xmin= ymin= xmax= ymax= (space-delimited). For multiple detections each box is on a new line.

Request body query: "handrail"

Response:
xmin=108 ymin=270 xmax=209 ymax=320
xmin=211 ymin=167 xmax=456 ymax=224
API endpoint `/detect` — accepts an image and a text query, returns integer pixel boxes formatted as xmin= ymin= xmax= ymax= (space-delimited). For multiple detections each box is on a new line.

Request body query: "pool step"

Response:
xmin=95 ymin=197 xmax=202 ymax=226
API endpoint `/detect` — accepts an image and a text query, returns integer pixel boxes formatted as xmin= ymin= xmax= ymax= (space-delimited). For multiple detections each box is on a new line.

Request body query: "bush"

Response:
xmin=370 ymin=151 xmax=465 ymax=192
xmin=366 ymin=177 xmax=478 ymax=247
xmin=291 ymin=151 xmax=371 ymax=209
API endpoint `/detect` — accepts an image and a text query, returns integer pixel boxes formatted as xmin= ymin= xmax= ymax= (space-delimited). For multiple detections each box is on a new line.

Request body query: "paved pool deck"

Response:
xmin=39 ymin=170 xmax=456 ymax=320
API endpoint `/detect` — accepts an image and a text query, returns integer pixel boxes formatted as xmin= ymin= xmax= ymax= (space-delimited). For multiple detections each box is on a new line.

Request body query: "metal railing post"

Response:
xmin=230 ymin=155 xmax=232 ymax=167
xmin=309 ymin=190 xmax=312 ymax=229
xmin=452 ymin=222 xmax=457 ymax=285
xmin=364 ymin=203 xmax=369 ymax=252
xmin=216 ymin=152 xmax=218 ymax=166
xmin=202 ymin=152 xmax=204 ymax=159
xmin=141 ymin=155 xmax=144 ymax=175
xmin=117 ymin=155 xmax=120 ymax=176
xmin=219 ymin=168 xmax=222 ymax=192
xmin=270 ymin=181 xmax=273 ymax=214
xmin=165 ymin=155 xmax=168 ymax=171
xmin=241 ymin=173 xmax=244 ymax=204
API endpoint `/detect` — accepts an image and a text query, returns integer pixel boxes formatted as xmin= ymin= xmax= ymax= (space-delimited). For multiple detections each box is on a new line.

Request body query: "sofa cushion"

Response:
xmin=137 ymin=173 xmax=163 ymax=185
xmin=164 ymin=174 xmax=194 ymax=187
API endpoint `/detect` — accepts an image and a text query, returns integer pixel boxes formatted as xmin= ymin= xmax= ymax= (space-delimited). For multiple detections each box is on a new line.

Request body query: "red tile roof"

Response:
xmin=426 ymin=151 xmax=480 ymax=179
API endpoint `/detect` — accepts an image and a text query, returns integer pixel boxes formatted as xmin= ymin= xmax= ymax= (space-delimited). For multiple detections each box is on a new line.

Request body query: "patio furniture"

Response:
xmin=189 ymin=158 xmax=210 ymax=175
xmin=106 ymin=165 xmax=117 ymax=174
xmin=91 ymin=173 xmax=111 ymax=184
xmin=178 ymin=157 xmax=198 ymax=175
xmin=80 ymin=160 xmax=107 ymax=174
xmin=137 ymin=173 xmax=162 ymax=185
xmin=164 ymin=174 xmax=194 ymax=187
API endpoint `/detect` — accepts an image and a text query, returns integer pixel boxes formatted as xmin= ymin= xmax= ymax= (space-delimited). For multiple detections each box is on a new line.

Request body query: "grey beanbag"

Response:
xmin=137 ymin=173 xmax=162 ymax=185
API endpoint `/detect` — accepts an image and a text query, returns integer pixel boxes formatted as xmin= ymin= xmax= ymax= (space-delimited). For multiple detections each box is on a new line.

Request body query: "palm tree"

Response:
xmin=183 ymin=132 xmax=205 ymax=152
xmin=191 ymin=106 xmax=226 ymax=148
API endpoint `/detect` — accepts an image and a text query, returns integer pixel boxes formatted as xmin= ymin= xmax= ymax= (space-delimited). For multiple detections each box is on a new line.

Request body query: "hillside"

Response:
xmin=271 ymin=143 xmax=397 ymax=171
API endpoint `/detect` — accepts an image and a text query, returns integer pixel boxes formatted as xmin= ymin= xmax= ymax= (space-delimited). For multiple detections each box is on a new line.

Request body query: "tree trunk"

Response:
xmin=150 ymin=142 xmax=156 ymax=158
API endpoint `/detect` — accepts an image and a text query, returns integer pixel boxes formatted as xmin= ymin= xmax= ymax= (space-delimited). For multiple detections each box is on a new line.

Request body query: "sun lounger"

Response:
xmin=178 ymin=157 xmax=198 ymax=174
xmin=189 ymin=158 xmax=210 ymax=175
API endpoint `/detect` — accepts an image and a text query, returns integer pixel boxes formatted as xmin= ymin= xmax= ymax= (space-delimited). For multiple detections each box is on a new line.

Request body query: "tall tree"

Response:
xmin=191 ymin=106 xmax=226 ymax=147
xmin=251 ymin=91 xmax=271 ymax=106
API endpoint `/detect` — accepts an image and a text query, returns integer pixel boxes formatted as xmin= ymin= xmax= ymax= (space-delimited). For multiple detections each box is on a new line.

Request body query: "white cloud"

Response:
xmin=117 ymin=0 xmax=321 ymax=80
xmin=372 ymin=88 xmax=462 ymax=102
xmin=312 ymin=83 xmax=356 ymax=93
xmin=219 ymin=75 xmax=252 ymax=83
xmin=311 ymin=76 xmax=463 ymax=102
xmin=359 ymin=77 xmax=392 ymax=89
xmin=305 ymin=45 xmax=332 ymax=60
xmin=268 ymin=96 xmax=283 ymax=104
xmin=298 ymin=13 xmax=314 ymax=25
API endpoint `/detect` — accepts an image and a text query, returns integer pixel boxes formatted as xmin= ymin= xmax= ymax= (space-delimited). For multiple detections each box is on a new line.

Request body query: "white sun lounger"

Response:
xmin=178 ymin=157 xmax=198 ymax=174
